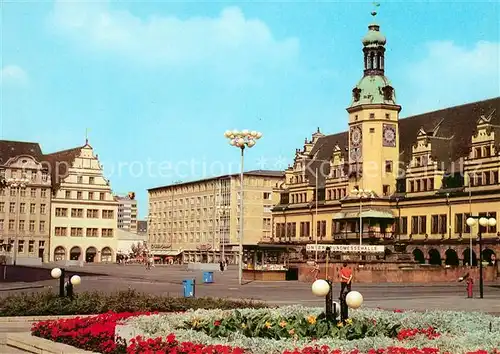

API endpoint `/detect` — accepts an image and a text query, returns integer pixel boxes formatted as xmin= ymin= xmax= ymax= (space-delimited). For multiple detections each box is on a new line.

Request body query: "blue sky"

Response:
xmin=1 ymin=0 xmax=499 ymax=218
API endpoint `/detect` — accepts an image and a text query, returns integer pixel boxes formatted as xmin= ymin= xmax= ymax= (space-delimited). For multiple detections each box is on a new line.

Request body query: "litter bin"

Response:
xmin=203 ymin=271 xmax=214 ymax=284
xmin=182 ymin=279 xmax=195 ymax=297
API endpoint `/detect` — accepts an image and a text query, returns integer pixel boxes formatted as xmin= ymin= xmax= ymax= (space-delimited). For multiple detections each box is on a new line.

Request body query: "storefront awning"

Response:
xmin=333 ymin=209 xmax=394 ymax=220
xmin=152 ymin=250 xmax=183 ymax=256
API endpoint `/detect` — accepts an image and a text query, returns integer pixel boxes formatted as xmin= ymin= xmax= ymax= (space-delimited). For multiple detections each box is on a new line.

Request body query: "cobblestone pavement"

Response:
xmin=1 ymin=264 xmax=499 ymax=314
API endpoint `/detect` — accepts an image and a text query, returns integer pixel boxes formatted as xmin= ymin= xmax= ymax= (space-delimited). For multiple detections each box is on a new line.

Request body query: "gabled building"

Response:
xmin=46 ymin=140 xmax=118 ymax=263
xmin=270 ymin=12 xmax=500 ymax=266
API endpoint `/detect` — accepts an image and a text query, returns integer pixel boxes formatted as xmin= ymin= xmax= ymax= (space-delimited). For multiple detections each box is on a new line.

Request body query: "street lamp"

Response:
xmin=51 ymin=267 xmax=81 ymax=298
xmin=465 ymin=216 xmax=496 ymax=298
xmin=224 ymin=129 xmax=262 ymax=285
xmin=5 ymin=177 xmax=30 ymax=265
xmin=351 ymin=188 xmax=373 ymax=247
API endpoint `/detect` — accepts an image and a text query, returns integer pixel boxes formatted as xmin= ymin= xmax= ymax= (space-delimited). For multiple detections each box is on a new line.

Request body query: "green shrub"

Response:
xmin=0 ymin=288 xmax=268 ymax=316
xmin=182 ymin=310 xmax=401 ymax=340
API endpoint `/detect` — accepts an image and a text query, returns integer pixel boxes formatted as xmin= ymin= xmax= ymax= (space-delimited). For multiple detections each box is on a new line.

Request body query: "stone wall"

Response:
xmin=294 ymin=262 xmax=498 ymax=283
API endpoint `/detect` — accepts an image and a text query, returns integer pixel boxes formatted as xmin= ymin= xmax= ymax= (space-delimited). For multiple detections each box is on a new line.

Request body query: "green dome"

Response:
xmin=362 ymin=23 xmax=386 ymax=46
xmin=349 ymin=75 xmax=396 ymax=108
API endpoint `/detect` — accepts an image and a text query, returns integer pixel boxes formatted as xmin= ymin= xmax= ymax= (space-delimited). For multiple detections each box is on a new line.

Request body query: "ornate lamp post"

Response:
xmin=311 ymin=249 xmax=364 ymax=322
xmin=224 ymin=129 xmax=262 ymax=285
xmin=5 ymin=177 xmax=30 ymax=265
xmin=350 ymin=188 xmax=373 ymax=247
xmin=51 ymin=267 xmax=81 ymax=298
xmin=466 ymin=215 xmax=496 ymax=298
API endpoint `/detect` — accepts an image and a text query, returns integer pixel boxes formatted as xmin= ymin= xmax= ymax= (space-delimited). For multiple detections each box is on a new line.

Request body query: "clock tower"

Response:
xmin=346 ymin=8 xmax=401 ymax=197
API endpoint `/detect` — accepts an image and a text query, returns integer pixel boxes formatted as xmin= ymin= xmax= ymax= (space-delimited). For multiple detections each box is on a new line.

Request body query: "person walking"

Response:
xmin=339 ymin=262 xmax=353 ymax=295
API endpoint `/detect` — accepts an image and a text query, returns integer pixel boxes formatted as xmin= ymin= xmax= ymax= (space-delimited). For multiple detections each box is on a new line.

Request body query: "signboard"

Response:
xmin=151 ymin=244 xmax=171 ymax=250
xmin=306 ymin=244 xmax=384 ymax=253
xmin=196 ymin=244 xmax=212 ymax=251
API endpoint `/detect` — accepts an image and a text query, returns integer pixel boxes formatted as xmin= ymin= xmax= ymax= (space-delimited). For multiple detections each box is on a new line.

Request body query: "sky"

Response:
xmin=1 ymin=0 xmax=499 ymax=218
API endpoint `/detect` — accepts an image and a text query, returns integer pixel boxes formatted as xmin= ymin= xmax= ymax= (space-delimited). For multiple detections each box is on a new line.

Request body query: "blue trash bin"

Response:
xmin=182 ymin=279 xmax=195 ymax=297
xmin=203 ymin=271 xmax=214 ymax=284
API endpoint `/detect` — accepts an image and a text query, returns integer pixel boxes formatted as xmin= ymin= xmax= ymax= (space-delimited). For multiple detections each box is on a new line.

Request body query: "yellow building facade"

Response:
xmin=147 ymin=170 xmax=283 ymax=263
xmin=270 ymin=15 xmax=500 ymax=266
xmin=48 ymin=142 xmax=118 ymax=263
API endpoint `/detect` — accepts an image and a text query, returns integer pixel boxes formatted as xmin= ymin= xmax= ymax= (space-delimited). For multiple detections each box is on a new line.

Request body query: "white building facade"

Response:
xmin=48 ymin=142 xmax=118 ymax=263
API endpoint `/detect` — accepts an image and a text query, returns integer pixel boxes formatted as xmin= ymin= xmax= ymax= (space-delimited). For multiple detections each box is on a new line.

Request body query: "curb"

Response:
xmin=0 ymin=285 xmax=46 ymax=292
xmin=6 ymin=332 xmax=98 ymax=353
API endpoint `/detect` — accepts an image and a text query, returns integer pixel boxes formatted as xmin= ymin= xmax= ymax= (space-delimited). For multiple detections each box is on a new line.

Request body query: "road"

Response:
xmin=2 ymin=264 xmax=500 ymax=313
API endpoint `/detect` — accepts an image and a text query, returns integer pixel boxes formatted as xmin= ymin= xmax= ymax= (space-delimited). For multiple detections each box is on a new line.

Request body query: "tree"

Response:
xmin=130 ymin=242 xmax=146 ymax=258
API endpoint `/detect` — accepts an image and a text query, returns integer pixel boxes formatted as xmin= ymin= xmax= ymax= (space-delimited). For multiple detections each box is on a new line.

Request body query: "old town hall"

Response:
xmin=268 ymin=10 xmax=500 ymax=267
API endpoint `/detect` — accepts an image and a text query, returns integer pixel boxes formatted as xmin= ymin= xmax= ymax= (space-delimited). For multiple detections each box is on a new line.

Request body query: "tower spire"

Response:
xmin=362 ymin=2 xmax=386 ymax=76
xmin=371 ymin=2 xmax=380 ymax=17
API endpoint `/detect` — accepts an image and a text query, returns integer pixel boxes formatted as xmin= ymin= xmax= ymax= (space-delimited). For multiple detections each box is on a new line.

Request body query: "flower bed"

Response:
xmin=31 ymin=307 xmax=500 ymax=354
xmin=118 ymin=306 xmax=500 ymax=353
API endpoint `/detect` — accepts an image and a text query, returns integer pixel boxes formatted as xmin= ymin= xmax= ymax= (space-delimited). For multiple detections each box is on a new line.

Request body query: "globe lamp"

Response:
xmin=51 ymin=268 xmax=62 ymax=279
xmin=346 ymin=291 xmax=363 ymax=309
xmin=70 ymin=275 xmax=81 ymax=285
xmin=311 ymin=279 xmax=330 ymax=297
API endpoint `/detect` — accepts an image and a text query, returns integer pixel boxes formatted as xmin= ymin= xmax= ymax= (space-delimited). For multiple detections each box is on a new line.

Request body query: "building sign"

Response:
xmin=306 ymin=244 xmax=384 ymax=253
xmin=196 ymin=244 xmax=212 ymax=251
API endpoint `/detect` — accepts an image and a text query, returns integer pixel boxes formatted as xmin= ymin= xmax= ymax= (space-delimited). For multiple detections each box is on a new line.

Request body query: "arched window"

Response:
xmin=101 ymin=247 xmax=113 ymax=263
xmin=54 ymin=246 xmax=66 ymax=261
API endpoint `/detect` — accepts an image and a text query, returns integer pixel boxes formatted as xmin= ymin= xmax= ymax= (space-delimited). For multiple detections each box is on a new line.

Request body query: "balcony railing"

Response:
xmin=333 ymin=231 xmax=395 ymax=240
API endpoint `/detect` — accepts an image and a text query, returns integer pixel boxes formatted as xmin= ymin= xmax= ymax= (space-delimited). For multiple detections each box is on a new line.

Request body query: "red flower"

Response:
xmin=396 ymin=327 xmax=440 ymax=341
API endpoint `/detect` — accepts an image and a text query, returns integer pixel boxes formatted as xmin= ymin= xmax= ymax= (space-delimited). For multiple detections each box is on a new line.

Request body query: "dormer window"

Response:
xmin=385 ymin=113 xmax=390 ymax=119
xmin=369 ymin=113 xmax=375 ymax=119
xmin=352 ymin=88 xmax=361 ymax=102
xmin=484 ymin=146 xmax=491 ymax=157
xmin=475 ymin=147 xmax=482 ymax=158
xmin=382 ymin=85 xmax=394 ymax=101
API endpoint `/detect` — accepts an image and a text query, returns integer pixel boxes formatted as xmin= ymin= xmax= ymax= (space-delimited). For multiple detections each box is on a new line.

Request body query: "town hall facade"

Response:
xmin=269 ymin=12 xmax=500 ymax=267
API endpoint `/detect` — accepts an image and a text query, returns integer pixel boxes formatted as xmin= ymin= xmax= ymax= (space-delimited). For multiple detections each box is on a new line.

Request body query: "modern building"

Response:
xmin=0 ymin=141 xmax=52 ymax=263
xmin=147 ymin=170 xmax=284 ymax=263
xmin=115 ymin=192 xmax=138 ymax=232
xmin=270 ymin=13 xmax=500 ymax=266
xmin=137 ymin=220 xmax=147 ymax=235
xmin=47 ymin=140 xmax=118 ymax=263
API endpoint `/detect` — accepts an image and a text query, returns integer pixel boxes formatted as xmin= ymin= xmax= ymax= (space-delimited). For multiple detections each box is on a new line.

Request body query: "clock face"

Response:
xmin=350 ymin=126 xmax=362 ymax=147
xmin=350 ymin=147 xmax=361 ymax=161
xmin=383 ymin=124 xmax=396 ymax=147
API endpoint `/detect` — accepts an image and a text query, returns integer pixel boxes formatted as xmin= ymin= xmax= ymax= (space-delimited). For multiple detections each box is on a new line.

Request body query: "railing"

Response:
xmin=333 ymin=231 xmax=395 ymax=240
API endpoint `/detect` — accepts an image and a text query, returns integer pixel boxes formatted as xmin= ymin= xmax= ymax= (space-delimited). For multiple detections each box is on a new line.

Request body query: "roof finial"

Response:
xmin=371 ymin=1 xmax=380 ymax=17
xmin=85 ymin=128 xmax=90 ymax=145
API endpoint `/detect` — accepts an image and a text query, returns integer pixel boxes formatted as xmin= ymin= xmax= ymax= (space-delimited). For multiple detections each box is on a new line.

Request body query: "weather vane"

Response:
xmin=371 ymin=2 xmax=380 ymax=17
